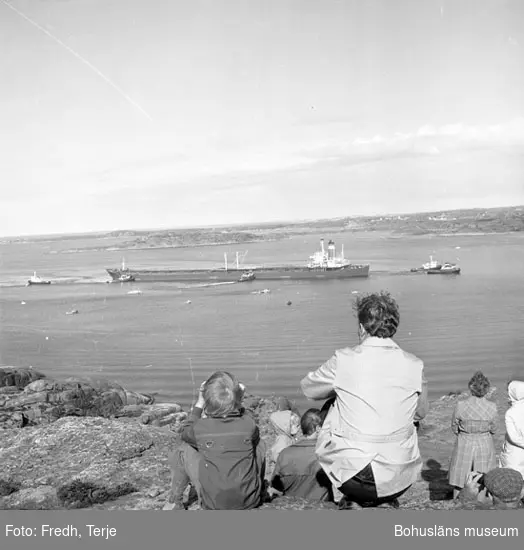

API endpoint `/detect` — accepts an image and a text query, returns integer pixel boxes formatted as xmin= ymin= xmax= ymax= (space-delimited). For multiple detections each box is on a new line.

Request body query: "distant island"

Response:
xmin=2 ymin=205 xmax=523 ymax=253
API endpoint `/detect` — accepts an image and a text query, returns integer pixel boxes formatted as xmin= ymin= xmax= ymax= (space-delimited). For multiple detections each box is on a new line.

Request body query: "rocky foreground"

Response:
xmin=0 ymin=367 xmax=511 ymax=511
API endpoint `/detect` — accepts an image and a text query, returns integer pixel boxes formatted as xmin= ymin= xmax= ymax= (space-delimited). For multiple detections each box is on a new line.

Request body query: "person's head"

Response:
xmin=508 ymin=380 xmax=524 ymax=404
xmin=300 ymin=408 xmax=323 ymax=438
xmin=288 ymin=412 xmax=301 ymax=436
xmin=202 ymin=371 xmax=243 ymax=417
xmin=269 ymin=410 xmax=300 ymax=437
xmin=482 ymin=468 xmax=524 ymax=508
xmin=354 ymin=291 xmax=400 ymax=339
xmin=468 ymin=371 xmax=491 ymax=398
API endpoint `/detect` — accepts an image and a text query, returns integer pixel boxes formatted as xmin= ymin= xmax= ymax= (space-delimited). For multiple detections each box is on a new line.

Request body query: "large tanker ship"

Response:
xmin=106 ymin=239 xmax=370 ymax=283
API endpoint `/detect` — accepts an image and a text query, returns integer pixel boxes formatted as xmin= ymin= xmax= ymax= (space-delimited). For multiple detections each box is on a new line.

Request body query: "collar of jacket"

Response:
xmin=360 ymin=337 xmax=400 ymax=349
xmin=294 ymin=437 xmax=318 ymax=447
xmin=207 ymin=409 xmax=243 ymax=419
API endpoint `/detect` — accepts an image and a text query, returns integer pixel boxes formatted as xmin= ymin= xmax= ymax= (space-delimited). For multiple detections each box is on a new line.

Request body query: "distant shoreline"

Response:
xmin=1 ymin=205 xmax=522 ymax=245
xmin=48 ymin=237 xmax=283 ymax=255
xmin=45 ymin=229 xmax=522 ymax=255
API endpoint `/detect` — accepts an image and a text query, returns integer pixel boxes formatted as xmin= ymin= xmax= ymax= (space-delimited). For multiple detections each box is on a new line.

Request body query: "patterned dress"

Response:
xmin=448 ymin=395 xmax=498 ymax=488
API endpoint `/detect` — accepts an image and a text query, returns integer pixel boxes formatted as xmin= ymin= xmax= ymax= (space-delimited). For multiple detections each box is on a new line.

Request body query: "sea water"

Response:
xmin=1 ymin=232 xmax=523 ymax=411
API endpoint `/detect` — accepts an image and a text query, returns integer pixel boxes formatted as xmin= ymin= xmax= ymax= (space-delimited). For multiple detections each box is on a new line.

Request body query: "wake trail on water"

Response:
xmin=2 ymin=0 xmax=153 ymax=122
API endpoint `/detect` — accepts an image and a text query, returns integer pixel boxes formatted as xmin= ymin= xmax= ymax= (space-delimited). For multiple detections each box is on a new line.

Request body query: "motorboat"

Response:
xmin=238 ymin=270 xmax=256 ymax=282
xmin=27 ymin=272 xmax=51 ymax=285
xmin=427 ymin=263 xmax=461 ymax=275
xmin=411 ymin=256 xmax=442 ymax=272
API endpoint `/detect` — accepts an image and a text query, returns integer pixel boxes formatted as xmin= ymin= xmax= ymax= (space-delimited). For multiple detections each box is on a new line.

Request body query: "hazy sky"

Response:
xmin=1 ymin=0 xmax=523 ymax=236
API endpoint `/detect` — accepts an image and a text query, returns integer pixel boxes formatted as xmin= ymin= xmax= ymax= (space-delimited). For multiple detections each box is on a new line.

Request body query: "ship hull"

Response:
xmin=106 ymin=264 xmax=370 ymax=283
xmin=427 ymin=268 xmax=461 ymax=275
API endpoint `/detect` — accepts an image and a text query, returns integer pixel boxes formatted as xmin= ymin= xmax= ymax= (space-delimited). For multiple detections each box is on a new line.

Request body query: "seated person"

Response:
xmin=269 ymin=410 xmax=301 ymax=462
xmin=459 ymin=468 xmax=524 ymax=509
xmin=165 ymin=372 xmax=266 ymax=510
xmin=301 ymin=292 xmax=428 ymax=509
xmin=270 ymin=408 xmax=331 ymax=501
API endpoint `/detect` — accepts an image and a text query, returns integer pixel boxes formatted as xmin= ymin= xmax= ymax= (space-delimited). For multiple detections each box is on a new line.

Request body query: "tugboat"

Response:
xmin=411 ymin=256 xmax=442 ymax=272
xmin=26 ymin=272 xmax=51 ymax=286
xmin=118 ymin=273 xmax=135 ymax=283
xmin=238 ymin=270 xmax=255 ymax=282
xmin=113 ymin=259 xmax=135 ymax=283
xmin=427 ymin=262 xmax=461 ymax=275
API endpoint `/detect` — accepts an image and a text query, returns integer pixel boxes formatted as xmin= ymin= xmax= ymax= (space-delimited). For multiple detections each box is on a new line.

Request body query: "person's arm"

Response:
xmin=414 ymin=374 xmax=429 ymax=423
xmin=451 ymin=403 xmax=460 ymax=435
xmin=489 ymin=405 xmax=498 ymax=435
xmin=505 ymin=410 xmax=524 ymax=448
xmin=270 ymin=455 xmax=285 ymax=494
xmin=180 ymin=407 xmax=203 ymax=448
xmin=180 ymin=382 xmax=206 ymax=447
xmin=251 ymin=424 xmax=260 ymax=447
xmin=300 ymin=354 xmax=337 ymax=401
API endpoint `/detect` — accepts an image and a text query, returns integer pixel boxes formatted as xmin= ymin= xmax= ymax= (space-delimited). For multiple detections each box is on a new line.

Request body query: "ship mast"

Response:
xmin=224 ymin=253 xmax=228 ymax=271
xmin=236 ymin=251 xmax=239 ymax=269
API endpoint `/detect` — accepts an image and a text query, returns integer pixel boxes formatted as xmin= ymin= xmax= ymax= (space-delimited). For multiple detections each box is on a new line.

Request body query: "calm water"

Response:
xmin=1 ymin=232 xmax=523 ymax=411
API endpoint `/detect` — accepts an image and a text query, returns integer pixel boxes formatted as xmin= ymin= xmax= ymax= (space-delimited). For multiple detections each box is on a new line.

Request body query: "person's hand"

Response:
xmin=195 ymin=381 xmax=206 ymax=409
xmin=266 ymin=486 xmax=282 ymax=500
xmin=462 ymin=472 xmax=492 ymax=504
xmin=465 ymin=472 xmax=484 ymax=489
xmin=460 ymin=472 xmax=483 ymax=500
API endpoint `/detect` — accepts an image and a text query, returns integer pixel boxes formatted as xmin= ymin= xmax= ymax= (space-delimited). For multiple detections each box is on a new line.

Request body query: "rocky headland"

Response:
xmin=0 ymin=366 xmax=512 ymax=511
xmin=3 ymin=205 xmax=522 ymax=252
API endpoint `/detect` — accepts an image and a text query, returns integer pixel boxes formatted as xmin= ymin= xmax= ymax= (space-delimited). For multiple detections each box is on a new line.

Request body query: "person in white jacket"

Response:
xmin=499 ymin=380 xmax=524 ymax=479
xmin=300 ymin=291 xmax=427 ymax=509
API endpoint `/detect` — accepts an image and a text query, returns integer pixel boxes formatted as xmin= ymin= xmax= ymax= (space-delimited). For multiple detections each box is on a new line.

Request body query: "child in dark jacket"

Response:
xmin=165 ymin=371 xmax=266 ymax=510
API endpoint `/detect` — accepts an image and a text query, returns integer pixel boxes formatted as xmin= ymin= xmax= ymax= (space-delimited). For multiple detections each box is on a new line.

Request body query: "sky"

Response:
xmin=1 ymin=0 xmax=523 ymax=237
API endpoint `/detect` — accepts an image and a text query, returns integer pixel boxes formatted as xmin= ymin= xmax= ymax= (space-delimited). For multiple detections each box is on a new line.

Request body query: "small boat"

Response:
xmin=411 ymin=256 xmax=442 ymax=272
xmin=427 ymin=263 xmax=461 ymax=275
xmin=238 ymin=270 xmax=255 ymax=282
xmin=127 ymin=289 xmax=142 ymax=295
xmin=26 ymin=272 xmax=51 ymax=285
xmin=112 ymin=258 xmax=135 ymax=283
xmin=66 ymin=309 xmax=79 ymax=315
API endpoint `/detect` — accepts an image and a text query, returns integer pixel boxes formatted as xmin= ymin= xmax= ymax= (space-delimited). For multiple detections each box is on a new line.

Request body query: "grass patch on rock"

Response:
xmin=0 ymin=479 xmax=21 ymax=497
xmin=57 ymin=480 xmax=136 ymax=509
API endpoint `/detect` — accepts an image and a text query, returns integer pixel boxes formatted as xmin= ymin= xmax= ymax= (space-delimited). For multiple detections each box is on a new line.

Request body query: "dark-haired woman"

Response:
xmin=448 ymin=371 xmax=498 ymax=499
xmin=300 ymin=291 xmax=428 ymax=509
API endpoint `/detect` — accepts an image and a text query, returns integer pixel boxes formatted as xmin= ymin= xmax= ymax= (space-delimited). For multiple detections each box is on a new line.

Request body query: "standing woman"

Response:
xmin=300 ymin=291 xmax=428 ymax=509
xmin=448 ymin=371 xmax=498 ymax=499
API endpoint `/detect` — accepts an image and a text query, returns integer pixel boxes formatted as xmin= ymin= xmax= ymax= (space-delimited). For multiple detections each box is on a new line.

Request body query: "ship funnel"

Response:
xmin=328 ymin=240 xmax=335 ymax=260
